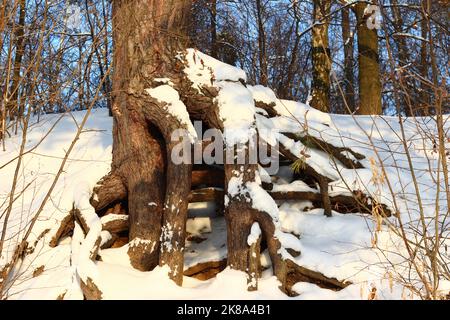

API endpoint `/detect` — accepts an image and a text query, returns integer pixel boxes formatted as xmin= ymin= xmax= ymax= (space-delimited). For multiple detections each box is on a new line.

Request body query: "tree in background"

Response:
xmin=354 ymin=2 xmax=382 ymax=115
xmin=341 ymin=5 xmax=356 ymax=112
xmin=310 ymin=0 xmax=331 ymax=112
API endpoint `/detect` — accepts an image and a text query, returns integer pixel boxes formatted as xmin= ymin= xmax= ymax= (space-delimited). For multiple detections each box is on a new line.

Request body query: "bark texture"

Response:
xmin=310 ymin=0 xmax=331 ymax=112
xmin=354 ymin=3 xmax=382 ymax=115
xmin=86 ymin=0 xmax=366 ymax=294
xmin=108 ymin=0 xmax=192 ymax=280
xmin=341 ymin=6 xmax=356 ymax=112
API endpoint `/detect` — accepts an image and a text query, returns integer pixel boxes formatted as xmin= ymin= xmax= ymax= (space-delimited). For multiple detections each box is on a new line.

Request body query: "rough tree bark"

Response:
xmin=419 ymin=0 xmax=430 ymax=116
xmin=210 ymin=0 xmax=218 ymax=58
xmin=310 ymin=0 xmax=331 ymax=113
xmin=224 ymin=156 xmax=287 ymax=292
xmin=341 ymin=6 xmax=356 ymax=113
xmin=391 ymin=0 xmax=414 ymax=116
xmin=354 ymin=2 xmax=382 ymax=115
xmin=104 ymin=0 xmax=192 ymax=283
xmin=8 ymin=0 xmax=26 ymax=120
xmin=89 ymin=0 xmax=356 ymax=294
xmin=255 ymin=0 xmax=268 ymax=86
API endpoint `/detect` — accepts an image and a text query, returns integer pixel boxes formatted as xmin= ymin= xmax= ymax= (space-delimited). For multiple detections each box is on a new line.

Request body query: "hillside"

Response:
xmin=1 ymin=66 xmax=448 ymax=299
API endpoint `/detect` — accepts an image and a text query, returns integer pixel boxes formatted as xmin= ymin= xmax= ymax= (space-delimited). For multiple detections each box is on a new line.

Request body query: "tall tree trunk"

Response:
xmin=391 ymin=0 xmax=412 ymax=116
xmin=78 ymin=42 xmax=85 ymax=110
xmin=8 ymin=0 xmax=26 ymax=120
xmin=210 ymin=0 xmax=218 ymax=58
xmin=278 ymin=1 xmax=301 ymax=99
xmin=419 ymin=0 xmax=430 ymax=115
xmin=255 ymin=0 xmax=268 ymax=86
xmin=341 ymin=6 xmax=355 ymax=113
xmin=354 ymin=3 xmax=382 ymax=115
xmin=108 ymin=0 xmax=192 ymax=281
xmin=0 ymin=1 xmax=7 ymax=143
xmin=310 ymin=0 xmax=331 ymax=113
xmin=85 ymin=0 xmax=113 ymax=116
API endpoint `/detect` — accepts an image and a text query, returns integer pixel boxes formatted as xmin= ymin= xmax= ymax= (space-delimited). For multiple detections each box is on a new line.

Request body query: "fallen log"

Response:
xmin=189 ymin=188 xmax=391 ymax=216
xmin=271 ymin=190 xmax=391 ymax=216
xmin=282 ymin=132 xmax=365 ymax=169
xmin=255 ymin=99 xmax=365 ymax=170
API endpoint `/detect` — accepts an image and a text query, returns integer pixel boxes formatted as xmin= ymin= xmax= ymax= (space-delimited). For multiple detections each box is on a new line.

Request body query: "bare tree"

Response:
xmin=310 ymin=0 xmax=331 ymax=112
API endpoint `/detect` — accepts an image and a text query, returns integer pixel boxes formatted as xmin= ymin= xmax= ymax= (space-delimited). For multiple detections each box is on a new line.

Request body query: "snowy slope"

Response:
xmin=1 ymin=53 xmax=449 ymax=299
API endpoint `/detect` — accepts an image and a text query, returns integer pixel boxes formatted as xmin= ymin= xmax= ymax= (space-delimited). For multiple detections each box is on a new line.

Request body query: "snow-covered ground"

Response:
xmin=0 ymin=50 xmax=449 ymax=299
xmin=0 ymin=105 xmax=448 ymax=300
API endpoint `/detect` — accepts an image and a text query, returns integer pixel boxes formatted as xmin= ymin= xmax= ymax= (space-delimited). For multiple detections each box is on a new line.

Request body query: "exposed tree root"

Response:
xmin=84 ymin=48 xmax=382 ymax=296
xmin=285 ymin=260 xmax=351 ymax=294
xmin=80 ymin=277 xmax=103 ymax=300
xmin=183 ymin=259 xmax=227 ymax=280
xmin=90 ymin=173 xmax=127 ymax=215
xmin=182 ymin=256 xmax=351 ymax=294
xmin=49 ymin=213 xmax=74 ymax=247
xmin=101 ymin=214 xmax=129 ymax=234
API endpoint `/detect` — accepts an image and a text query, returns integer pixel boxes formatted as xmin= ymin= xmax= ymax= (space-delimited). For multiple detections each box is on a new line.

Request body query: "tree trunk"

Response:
xmin=354 ymin=3 xmax=382 ymax=115
xmin=255 ymin=0 xmax=268 ymax=86
xmin=278 ymin=1 xmax=301 ymax=100
xmin=109 ymin=0 xmax=192 ymax=280
xmin=341 ymin=6 xmax=355 ymax=113
xmin=8 ymin=0 xmax=26 ymax=120
xmin=224 ymin=149 xmax=287 ymax=292
xmin=310 ymin=0 xmax=331 ymax=113
xmin=391 ymin=0 xmax=413 ymax=116
xmin=88 ymin=0 xmax=357 ymax=294
xmin=419 ymin=1 xmax=430 ymax=115
xmin=210 ymin=0 xmax=218 ymax=58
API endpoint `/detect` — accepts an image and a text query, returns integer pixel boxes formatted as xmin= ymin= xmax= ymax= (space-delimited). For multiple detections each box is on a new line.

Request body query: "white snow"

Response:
xmin=216 ymin=81 xmax=257 ymax=146
xmin=1 ymin=50 xmax=449 ymax=300
xmin=145 ymin=85 xmax=197 ymax=142
xmin=247 ymin=222 xmax=261 ymax=246
xmin=186 ymin=217 xmax=212 ymax=236
xmin=184 ymin=48 xmax=246 ymax=86
xmin=248 ymin=85 xmax=278 ymax=105
xmin=100 ymin=213 xmax=128 ymax=224
xmin=272 ymin=180 xmax=318 ymax=193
